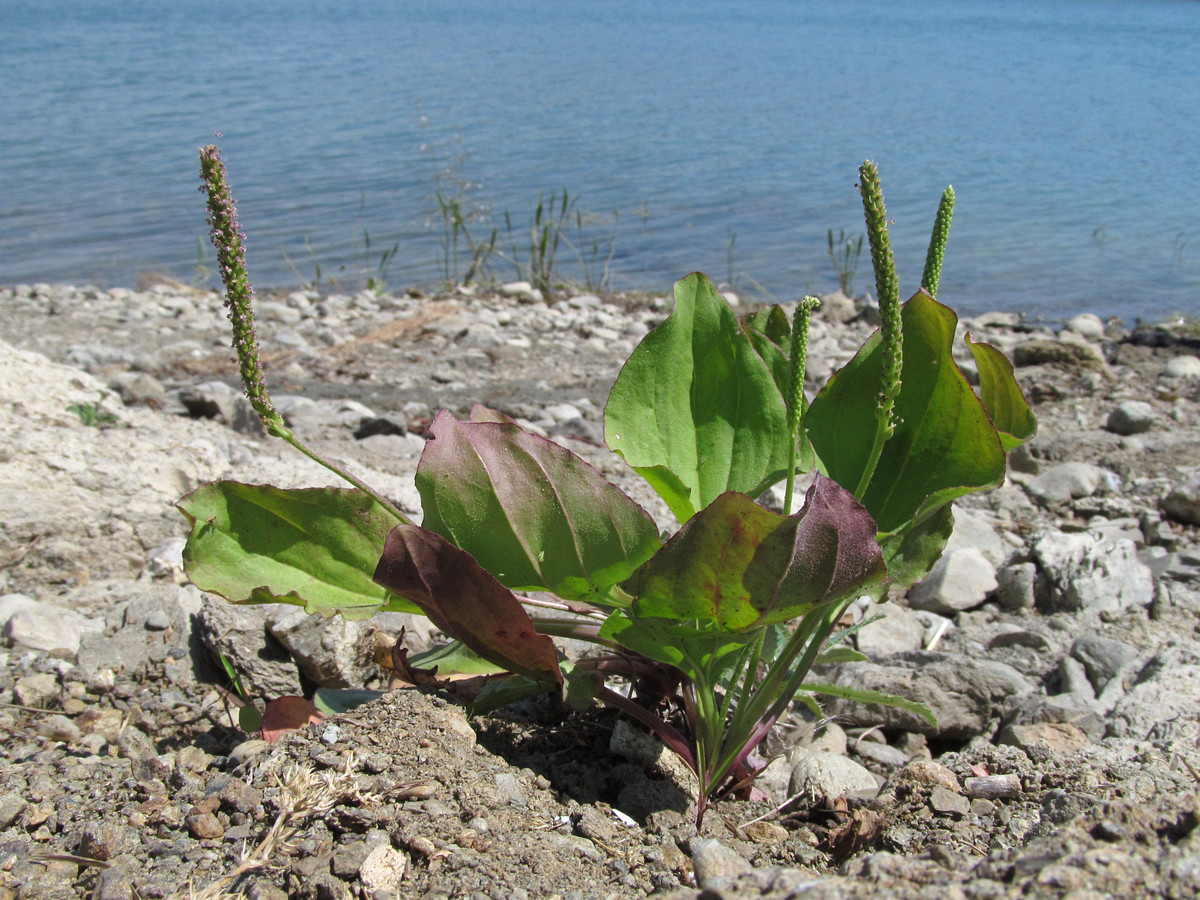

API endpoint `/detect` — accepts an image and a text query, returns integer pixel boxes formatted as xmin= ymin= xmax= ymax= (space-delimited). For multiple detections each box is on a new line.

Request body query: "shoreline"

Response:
xmin=4 ymin=275 xmax=1198 ymax=334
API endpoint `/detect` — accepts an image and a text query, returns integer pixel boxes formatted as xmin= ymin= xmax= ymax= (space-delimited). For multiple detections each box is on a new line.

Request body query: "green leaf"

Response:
xmin=806 ymin=291 xmax=1008 ymax=534
xmin=599 ymin=612 xmax=751 ymax=672
xmin=878 ymin=502 xmax=955 ymax=592
xmin=407 ymin=641 xmax=507 ymax=677
xmin=468 ymin=675 xmax=556 ymax=716
xmin=627 ymin=477 xmax=885 ymax=632
xmin=312 ymin=688 xmax=385 ymax=716
xmin=373 ymin=524 xmax=563 ymax=686
xmin=814 ymin=647 xmax=868 ymax=665
xmin=800 ymin=682 xmax=937 ymax=727
xmin=416 ymin=410 xmax=660 ymax=605
xmin=177 ymin=482 xmax=411 ymax=620
xmin=605 ymin=272 xmax=792 ymax=522
xmin=967 ymin=334 xmax=1037 ymax=451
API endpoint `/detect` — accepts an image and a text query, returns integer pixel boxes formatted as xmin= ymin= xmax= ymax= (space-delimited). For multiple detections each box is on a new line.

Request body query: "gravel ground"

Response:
xmin=1 ymin=278 xmax=1198 ymax=900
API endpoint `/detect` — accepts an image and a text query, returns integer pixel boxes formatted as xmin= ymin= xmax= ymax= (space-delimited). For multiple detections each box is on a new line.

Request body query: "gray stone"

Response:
xmin=1013 ymin=338 xmax=1106 ymax=369
xmin=178 ymin=381 xmax=261 ymax=435
xmin=1106 ymin=400 xmax=1155 ymax=435
xmin=37 ymin=714 xmax=82 ymax=743
xmin=907 ymin=547 xmax=998 ymax=613
xmin=856 ymin=601 xmax=925 ymax=658
xmin=1000 ymin=692 xmax=1106 ymax=744
xmin=1027 ymin=462 xmax=1114 ymax=505
xmin=267 ymin=609 xmax=375 ymax=689
xmin=943 ymin=507 xmax=1009 ymax=566
xmin=788 ymin=751 xmax=880 ymax=802
xmin=1108 ymin=642 xmax=1200 ymax=742
xmin=13 ymin=672 xmax=59 ymax=707
xmin=824 ymin=651 xmax=1036 ymax=739
xmin=690 ymin=838 xmax=753 ymax=888
xmin=1163 ymin=475 xmax=1200 ymax=526
xmin=197 ymin=598 xmax=301 ymax=704
xmin=995 ymin=562 xmax=1043 ymax=611
xmin=1033 ymin=532 xmax=1154 ymax=615
xmin=929 ymin=785 xmax=971 ymax=816
xmin=1070 ymin=634 xmax=1140 ymax=693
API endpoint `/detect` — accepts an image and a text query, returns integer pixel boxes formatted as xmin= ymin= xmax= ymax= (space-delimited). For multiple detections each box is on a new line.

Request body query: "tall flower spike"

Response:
xmin=783 ymin=296 xmax=821 ymax=513
xmin=786 ymin=296 xmax=821 ymax=436
xmin=858 ymin=161 xmax=902 ymax=434
xmin=921 ymin=186 xmax=955 ymax=299
xmin=199 ymin=145 xmax=284 ymax=433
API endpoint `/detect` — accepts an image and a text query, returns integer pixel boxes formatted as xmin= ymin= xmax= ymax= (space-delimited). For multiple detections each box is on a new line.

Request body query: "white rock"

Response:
xmin=4 ymin=602 xmax=103 ymax=655
xmin=359 ymin=845 xmax=408 ymax=893
xmin=788 ymin=751 xmax=880 ymax=802
xmin=500 ymin=281 xmax=542 ymax=303
xmin=907 ymin=547 xmax=998 ymax=614
xmin=1063 ymin=314 xmax=1105 ymax=340
xmin=1027 ymin=462 xmax=1113 ymax=504
xmin=544 ymin=403 xmax=583 ymax=423
xmin=1033 ymin=532 xmax=1154 ymax=615
xmin=1162 ymin=355 xmax=1200 ymax=379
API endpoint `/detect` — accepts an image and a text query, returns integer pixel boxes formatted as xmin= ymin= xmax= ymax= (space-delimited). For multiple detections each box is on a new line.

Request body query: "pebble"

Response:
xmin=907 ymin=547 xmax=998 ymax=613
xmin=358 ymin=845 xmax=408 ymax=893
xmin=788 ymin=751 xmax=879 ymax=802
xmin=1106 ymin=400 xmax=1155 ymax=435
xmin=37 ymin=715 xmax=82 ymax=743
xmin=690 ymin=838 xmax=754 ymax=888
xmin=964 ymin=773 xmax=1022 ymax=799
xmin=1161 ymin=355 xmax=1200 ymax=379
xmin=1027 ymin=462 xmax=1114 ymax=505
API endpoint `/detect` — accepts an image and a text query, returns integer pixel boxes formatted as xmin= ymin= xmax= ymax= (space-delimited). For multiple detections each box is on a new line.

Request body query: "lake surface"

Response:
xmin=3 ymin=0 xmax=1198 ymax=321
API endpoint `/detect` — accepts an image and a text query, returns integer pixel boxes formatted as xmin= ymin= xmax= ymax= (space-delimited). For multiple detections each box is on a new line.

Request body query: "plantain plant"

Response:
xmin=180 ymin=148 xmax=1035 ymax=824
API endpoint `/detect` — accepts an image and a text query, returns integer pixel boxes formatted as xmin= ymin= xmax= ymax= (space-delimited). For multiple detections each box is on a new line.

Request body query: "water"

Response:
xmin=2 ymin=0 xmax=1198 ymax=321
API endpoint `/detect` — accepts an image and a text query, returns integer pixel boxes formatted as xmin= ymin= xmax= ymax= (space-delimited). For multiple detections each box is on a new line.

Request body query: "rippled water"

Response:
xmin=2 ymin=0 xmax=1198 ymax=320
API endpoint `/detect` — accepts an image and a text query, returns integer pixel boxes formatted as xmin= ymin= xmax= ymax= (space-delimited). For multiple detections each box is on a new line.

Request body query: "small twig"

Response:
xmin=925 ymin=618 xmax=950 ymax=652
xmin=739 ymin=787 xmax=809 ymax=829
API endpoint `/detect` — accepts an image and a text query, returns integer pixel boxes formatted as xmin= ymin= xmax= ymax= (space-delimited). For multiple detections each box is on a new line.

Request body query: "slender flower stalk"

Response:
xmin=921 ymin=186 xmax=956 ymax=298
xmin=199 ymin=145 xmax=409 ymax=525
xmin=783 ymin=296 xmax=821 ymax=513
xmin=199 ymin=145 xmax=284 ymax=434
xmin=854 ymin=161 xmax=904 ymax=499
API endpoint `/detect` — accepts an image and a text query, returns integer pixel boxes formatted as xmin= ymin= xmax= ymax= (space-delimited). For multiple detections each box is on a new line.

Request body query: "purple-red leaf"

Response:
xmin=373 ymin=524 xmax=563 ymax=686
xmin=632 ymin=476 xmax=886 ymax=631
xmin=415 ymin=409 xmax=661 ymax=604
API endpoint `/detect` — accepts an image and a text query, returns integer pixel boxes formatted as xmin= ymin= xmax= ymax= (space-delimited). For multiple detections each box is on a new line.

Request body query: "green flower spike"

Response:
xmin=921 ymin=186 xmax=956 ymax=299
xmin=198 ymin=145 xmax=287 ymax=437
xmin=198 ymin=145 xmax=409 ymax=524
xmin=858 ymin=161 xmax=902 ymax=432
xmin=783 ymin=295 xmax=821 ymax=513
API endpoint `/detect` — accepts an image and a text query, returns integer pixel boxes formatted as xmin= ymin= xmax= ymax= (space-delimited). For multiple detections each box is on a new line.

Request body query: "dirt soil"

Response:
xmin=1 ymin=279 xmax=1199 ymax=900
